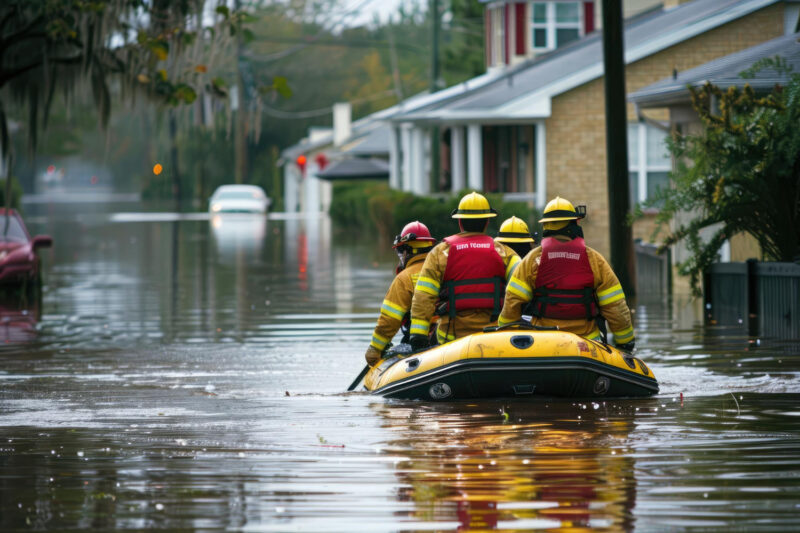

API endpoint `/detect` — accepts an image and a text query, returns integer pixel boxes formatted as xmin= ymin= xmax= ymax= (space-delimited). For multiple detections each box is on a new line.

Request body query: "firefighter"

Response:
xmin=409 ymin=192 xmax=520 ymax=348
xmin=364 ymin=221 xmax=436 ymax=366
xmin=495 ymin=216 xmax=537 ymax=260
xmin=498 ymin=197 xmax=635 ymax=351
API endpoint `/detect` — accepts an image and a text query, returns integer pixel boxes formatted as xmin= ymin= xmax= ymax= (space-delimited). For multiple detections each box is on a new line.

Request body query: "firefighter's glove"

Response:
xmin=365 ymin=346 xmax=382 ymax=366
xmin=409 ymin=334 xmax=428 ymax=351
xmin=616 ymin=342 xmax=635 ymax=353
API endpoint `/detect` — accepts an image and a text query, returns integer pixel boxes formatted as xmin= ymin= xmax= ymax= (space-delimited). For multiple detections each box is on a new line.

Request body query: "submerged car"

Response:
xmin=209 ymin=184 xmax=270 ymax=214
xmin=0 ymin=209 xmax=52 ymax=286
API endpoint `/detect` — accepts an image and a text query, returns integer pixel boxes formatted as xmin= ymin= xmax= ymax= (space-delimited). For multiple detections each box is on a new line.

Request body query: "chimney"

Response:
xmin=333 ymin=102 xmax=351 ymax=147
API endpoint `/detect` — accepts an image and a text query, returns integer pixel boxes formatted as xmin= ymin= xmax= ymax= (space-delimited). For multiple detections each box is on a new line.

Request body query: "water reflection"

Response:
xmin=376 ymin=400 xmax=642 ymax=531
xmin=210 ymin=214 xmax=267 ymax=261
xmin=1 ymin=206 xmax=799 ymax=531
xmin=0 ymin=292 xmax=40 ymax=345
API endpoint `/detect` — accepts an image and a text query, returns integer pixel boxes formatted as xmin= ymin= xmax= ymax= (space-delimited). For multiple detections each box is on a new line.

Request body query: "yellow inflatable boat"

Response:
xmin=363 ymin=324 xmax=658 ymax=400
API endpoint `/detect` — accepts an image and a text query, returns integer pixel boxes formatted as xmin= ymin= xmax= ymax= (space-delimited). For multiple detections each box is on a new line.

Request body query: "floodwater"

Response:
xmin=1 ymin=204 xmax=799 ymax=532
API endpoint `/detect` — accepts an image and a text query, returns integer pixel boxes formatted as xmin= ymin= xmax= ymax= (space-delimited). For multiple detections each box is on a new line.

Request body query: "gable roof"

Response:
xmin=393 ymin=0 xmax=782 ymax=123
xmin=280 ymin=70 xmax=503 ymax=160
xmin=316 ymin=158 xmax=389 ymax=181
xmin=629 ymin=32 xmax=800 ymax=107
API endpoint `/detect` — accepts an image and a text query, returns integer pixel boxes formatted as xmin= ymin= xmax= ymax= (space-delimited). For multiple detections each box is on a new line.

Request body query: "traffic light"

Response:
xmin=296 ymin=154 xmax=307 ymax=176
xmin=314 ymin=152 xmax=328 ymax=171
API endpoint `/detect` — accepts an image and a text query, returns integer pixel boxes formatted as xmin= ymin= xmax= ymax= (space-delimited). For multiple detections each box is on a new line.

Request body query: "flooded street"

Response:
xmin=2 ymin=205 xmax=800 ymax=531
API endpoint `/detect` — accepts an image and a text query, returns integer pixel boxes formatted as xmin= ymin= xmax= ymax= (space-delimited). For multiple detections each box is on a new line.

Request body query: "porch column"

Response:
xmin=410 ymin=127 xmax=428 ymax=194
xmin=450 ymin=125 xmax=466 ymax=193
xmin=400 ymin=124 xmax=413 ymax=192
xmin=467 ymin=123 xmax=483 ymax=191
xmin=535 ymin=121 xmax=547 ymax=209
xmin=388 ymin=125 xmax=400 ymax=190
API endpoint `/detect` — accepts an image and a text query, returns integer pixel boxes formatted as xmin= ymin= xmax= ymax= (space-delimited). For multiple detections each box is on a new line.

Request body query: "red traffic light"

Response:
xmin=314 ymin=152 xmax=328 ymax=171
xmin=296 ymin=155 xmax=307 ymax=170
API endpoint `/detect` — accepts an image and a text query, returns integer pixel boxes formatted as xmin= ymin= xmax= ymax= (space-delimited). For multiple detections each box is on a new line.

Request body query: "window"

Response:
xmin=491 ymin=6 xmax=507 ymax=66
xmin=531 ymin=1 xmax=582 ymax=52
xmin=628 ymin=122 xmax=671 ymax=209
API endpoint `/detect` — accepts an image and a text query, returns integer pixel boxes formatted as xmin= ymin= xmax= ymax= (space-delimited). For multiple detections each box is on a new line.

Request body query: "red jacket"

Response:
xmin=440 ymin=234 xmax=506 ymax=317
xmin=528 ymin=237 xmax=598 ymax=320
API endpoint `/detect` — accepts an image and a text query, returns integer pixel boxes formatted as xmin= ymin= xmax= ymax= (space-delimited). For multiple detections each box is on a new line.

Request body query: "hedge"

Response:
xmin=329 ymin=180 xmax=541 ymax=243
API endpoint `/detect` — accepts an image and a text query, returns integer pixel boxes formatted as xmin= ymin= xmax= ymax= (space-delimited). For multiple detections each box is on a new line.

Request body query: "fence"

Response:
xmin=704 ymin=260 xmax=800 ymax=339
xmin=635 ymin=241 xmax=670 ymax=299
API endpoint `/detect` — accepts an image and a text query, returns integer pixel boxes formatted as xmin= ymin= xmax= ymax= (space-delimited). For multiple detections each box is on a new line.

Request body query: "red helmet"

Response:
xmin=393 ymin=221 xmax=435 ymax=249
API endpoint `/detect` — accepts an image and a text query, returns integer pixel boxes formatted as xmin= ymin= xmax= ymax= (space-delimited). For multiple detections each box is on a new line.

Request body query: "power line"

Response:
xmin=259 ymin=89 xmax=397 ymax=119
xmin=256 ymin=0 xmax=384 ymax=62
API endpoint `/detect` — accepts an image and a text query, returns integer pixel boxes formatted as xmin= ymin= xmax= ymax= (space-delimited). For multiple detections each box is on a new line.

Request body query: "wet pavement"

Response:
xmin=1 ymin=204 xmax=799 ymax=531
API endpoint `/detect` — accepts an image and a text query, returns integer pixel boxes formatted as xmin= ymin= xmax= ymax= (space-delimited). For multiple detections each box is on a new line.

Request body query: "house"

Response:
xmin=390 ymin=0 xmax=799 ymax=258
xmin=280 ymin=75 xmax=506 ymax=215
xmin=278 ymin=0 xmax=666 ymax=214
xmin=628 ymin=31 xmax=800 ymax=266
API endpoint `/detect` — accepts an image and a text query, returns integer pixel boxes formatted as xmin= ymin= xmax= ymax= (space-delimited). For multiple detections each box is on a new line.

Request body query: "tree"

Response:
xmin=0 ymin=0 xmax=241 ymax=173
xmin=441 ymin=0 xmax=485 ymax=85
xmin=651 ymin=60 xmax=800 ymax=294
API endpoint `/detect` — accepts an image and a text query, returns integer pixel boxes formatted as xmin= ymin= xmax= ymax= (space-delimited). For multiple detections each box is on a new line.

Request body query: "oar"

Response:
xmin=347 ymin=364 xmax=370 ymax=391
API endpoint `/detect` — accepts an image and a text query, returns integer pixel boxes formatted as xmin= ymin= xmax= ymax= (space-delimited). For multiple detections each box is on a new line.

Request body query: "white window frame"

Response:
xmin=629 ymin=122 xmax=672 ymax=205
xmin=530 ymin=1 xmax=583 ymax=52
xmin=493 ymin=6 xmax=507 ymax=66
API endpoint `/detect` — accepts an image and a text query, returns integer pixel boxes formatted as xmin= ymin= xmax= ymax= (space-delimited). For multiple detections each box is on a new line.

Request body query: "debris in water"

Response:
xmin=285 ymin=391 xmax=290 ymax=396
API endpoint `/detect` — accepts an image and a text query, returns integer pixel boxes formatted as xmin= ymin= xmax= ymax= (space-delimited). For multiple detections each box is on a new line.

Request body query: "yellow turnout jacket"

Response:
xmin=498 ymin=235 xmax=635 ymax=344
xmin=410 ymin=232 xmax=520 ymax=344
xmin=369 ymin=253 xmax=428 ymax=352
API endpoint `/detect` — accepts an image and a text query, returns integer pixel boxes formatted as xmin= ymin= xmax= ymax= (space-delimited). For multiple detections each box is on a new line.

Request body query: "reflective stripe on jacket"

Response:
xmin=369 ymin=254 xmax=427 ymax=351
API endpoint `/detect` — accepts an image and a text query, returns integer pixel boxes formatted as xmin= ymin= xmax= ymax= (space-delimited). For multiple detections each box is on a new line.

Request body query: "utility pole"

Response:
xmin=234 ymin=0 xmax=246 ymax=184
xmin=169 ymin=110 xmax=181 ymax=210
xmin=430 ymin=0 xmax=441 ymax=193
xmin=601 ymin=0 xmax=636 ymax=298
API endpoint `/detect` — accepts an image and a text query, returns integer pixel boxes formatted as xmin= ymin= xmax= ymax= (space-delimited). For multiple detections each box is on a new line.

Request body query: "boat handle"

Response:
xmin=484 ymin=321 xmax=558 ymax=332
xmin=510 ymin=335 xmax=534 ymax=349
xmin=405 ymin=358 xmax=420 ymax=372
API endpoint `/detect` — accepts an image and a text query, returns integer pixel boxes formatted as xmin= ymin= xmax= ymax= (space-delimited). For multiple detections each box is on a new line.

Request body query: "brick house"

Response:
xmin=628 ymin=31 xmax=800 ymax=268
xmin=390 ymin=0 xmax=800 ymax=259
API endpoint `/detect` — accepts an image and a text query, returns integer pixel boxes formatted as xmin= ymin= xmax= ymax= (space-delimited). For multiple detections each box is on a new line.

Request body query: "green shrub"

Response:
xmin=330 ymin=182 xmax=540 ymax=242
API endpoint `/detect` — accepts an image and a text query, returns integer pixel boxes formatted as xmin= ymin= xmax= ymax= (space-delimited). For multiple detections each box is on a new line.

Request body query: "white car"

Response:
xmin=209 ymin=184 xmax=270 ymax=213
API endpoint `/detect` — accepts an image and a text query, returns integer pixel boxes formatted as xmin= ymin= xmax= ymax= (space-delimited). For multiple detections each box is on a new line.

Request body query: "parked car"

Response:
xmin=208 ymin=184 xmax=270 ymax=214
xmin=0 ymin=209 xmax=52 ymax=286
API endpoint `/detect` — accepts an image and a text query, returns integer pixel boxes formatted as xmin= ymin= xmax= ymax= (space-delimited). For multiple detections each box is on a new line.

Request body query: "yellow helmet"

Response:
xmin=451 ymin=191 xmax=498 ymax=219
xmin=496 ymin=216 xmax=534 ymax=243
xmin=539 ymin=196 xmax=580 ymax=223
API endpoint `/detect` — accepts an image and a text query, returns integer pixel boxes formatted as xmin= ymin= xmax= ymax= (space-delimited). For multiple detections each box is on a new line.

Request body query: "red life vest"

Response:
xmin=440 ymin=234 xmax=506 ymax=317
xmin=528 ymin=237 xmax=598 ymax=320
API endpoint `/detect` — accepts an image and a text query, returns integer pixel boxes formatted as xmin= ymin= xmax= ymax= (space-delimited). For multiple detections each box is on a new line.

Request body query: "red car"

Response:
xmin=0 ymin=209 xmax=52 ymax=286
